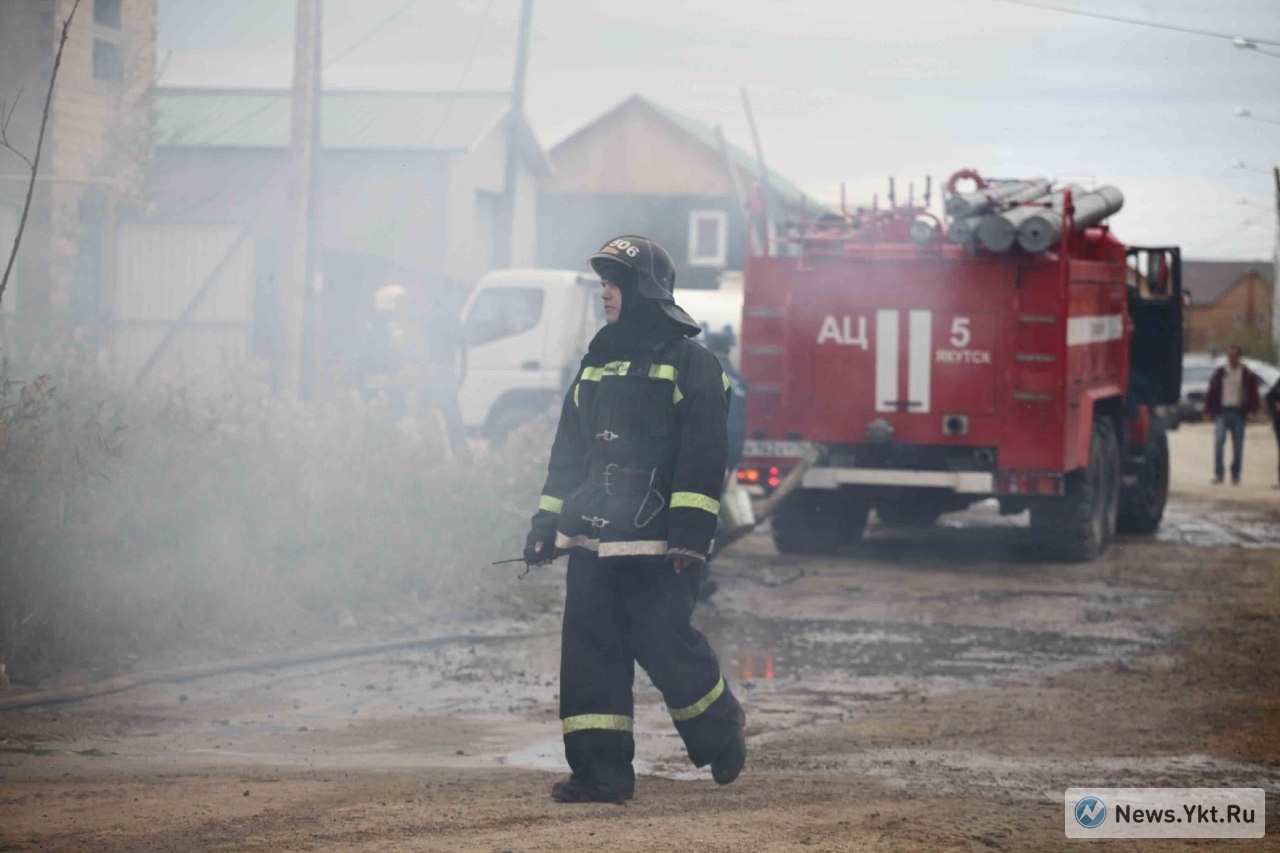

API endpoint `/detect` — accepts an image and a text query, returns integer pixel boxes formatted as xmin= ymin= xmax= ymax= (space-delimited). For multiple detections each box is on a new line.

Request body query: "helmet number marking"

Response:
xmin=609 ymin=239 xmax=641 ymax=258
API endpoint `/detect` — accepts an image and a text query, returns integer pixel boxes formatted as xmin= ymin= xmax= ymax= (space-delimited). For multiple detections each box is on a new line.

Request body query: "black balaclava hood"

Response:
xmin=590 ymin=259 xmax=676 ymax=357
xmin=587 ymin=237 xmax=702 ymax=358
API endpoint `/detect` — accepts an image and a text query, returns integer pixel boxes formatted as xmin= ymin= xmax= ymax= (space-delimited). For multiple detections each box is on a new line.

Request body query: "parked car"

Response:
xmin=1178 ymin=352 xmax=1280 ymax=422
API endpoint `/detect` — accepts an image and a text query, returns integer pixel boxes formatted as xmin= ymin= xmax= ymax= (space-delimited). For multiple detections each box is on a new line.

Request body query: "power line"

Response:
xmin=991 ymin=0 xmax=1280 ymax=47
xmin=200 ymin=0 xmax=424 ymax=145
xmin=428 ymin=0 xmax=498 ymax=145
xmin=327 ymin=0 xmax=423 ymax=66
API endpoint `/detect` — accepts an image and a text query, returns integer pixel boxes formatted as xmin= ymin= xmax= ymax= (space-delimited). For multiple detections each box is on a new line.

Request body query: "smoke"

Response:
xmin=0 ymin=357 xmax=548 ymax=684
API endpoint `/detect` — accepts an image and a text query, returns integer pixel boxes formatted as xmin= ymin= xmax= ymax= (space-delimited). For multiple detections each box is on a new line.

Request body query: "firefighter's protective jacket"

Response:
xmin=528 ymin=330 xmax=730 ymax=563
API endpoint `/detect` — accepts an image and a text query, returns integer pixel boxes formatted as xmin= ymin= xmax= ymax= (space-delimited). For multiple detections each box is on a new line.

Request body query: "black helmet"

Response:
xmin=588 ymin=235 xmax=701 ymax=336
xmin=588 ymin=235 xmax=677 ymax=302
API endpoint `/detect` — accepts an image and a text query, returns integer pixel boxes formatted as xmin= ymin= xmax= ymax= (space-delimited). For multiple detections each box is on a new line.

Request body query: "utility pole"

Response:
xmin=281 ymin=0 xmax=322 ymax=398
xmin=740 ymin=87 xmax=772 ymax=257
xmin=496 ymin=0 xmax=534 ymax=269
xmin=1273 ymin=166 xmax=1280 ymax=355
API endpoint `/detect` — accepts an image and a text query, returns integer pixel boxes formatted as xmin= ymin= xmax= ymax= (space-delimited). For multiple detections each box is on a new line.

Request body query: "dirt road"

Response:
xmin=2 ymin=425 xmax=1279 ymax=851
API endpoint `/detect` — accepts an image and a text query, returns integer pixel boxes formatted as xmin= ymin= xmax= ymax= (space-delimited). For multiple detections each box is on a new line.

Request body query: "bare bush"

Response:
xmin=0 ymin=363 xmax=550 ymax=683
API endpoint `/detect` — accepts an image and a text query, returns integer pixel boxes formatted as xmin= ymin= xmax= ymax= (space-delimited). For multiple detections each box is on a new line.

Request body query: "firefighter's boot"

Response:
xmin=550 ymin=774 xmax=633 ymax=804
xmin=710 ymin=704 xmax=747 ymax=785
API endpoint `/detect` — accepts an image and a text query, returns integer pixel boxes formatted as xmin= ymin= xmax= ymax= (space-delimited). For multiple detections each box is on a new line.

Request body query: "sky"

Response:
xmin=157 ymin=0 xmax=1280 ymax=261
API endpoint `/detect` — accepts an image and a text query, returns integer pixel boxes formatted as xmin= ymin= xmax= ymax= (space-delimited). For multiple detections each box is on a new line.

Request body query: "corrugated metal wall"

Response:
xmin=112 ymin=223 xmax=254 ymax=381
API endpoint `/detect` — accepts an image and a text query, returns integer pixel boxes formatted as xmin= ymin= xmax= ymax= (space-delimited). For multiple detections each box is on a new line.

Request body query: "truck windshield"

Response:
xmin=464 ymin=287 xmax=544 ymax=347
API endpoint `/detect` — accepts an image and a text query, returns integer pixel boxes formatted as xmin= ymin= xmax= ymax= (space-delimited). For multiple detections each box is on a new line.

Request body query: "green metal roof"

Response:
xmin=639 ymin=96 xmax=812 ymax=210
xmin=156 ymin=87 xmax=512 ymax=150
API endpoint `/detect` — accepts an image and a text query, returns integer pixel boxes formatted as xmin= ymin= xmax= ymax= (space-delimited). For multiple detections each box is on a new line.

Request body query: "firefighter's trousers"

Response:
xmin=559 ymin=549 xmax=742 ymax=792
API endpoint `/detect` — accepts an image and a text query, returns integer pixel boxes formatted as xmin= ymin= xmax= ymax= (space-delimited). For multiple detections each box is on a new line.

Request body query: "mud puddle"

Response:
xmin=1157 ymin=499 xmax=1280 ymax=548
xmin=867 ymin=498 xmax=1280 ymax=552
xmin=811 ymin=749 xmax=1280 ymax=801
xmin=702 ymin=613 xmax=1153 ymax=686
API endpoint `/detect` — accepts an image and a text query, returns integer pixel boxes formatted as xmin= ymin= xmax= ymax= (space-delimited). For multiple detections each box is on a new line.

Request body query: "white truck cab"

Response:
xmin=458 ymin=268 xmax=602 ymax=444
xmin=457 ymin=268 xmax=744 ymax=445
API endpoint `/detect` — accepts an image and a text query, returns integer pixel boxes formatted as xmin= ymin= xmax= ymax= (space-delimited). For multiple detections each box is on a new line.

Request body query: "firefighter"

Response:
xmin=524 ymin=235 xmax=746 ymax=804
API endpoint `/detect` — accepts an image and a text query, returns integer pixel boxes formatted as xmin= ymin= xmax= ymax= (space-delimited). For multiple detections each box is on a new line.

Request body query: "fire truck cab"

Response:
xmin=737 ymin=172 xmax=1182 ymax=561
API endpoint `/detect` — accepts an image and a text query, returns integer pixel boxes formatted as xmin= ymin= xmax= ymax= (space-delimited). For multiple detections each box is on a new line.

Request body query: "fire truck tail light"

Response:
xmin=737 ymin=468 xmax=762 ymax=484
xmin=768 ymin=466 xmax=781 ymax=488
xmin=997 ymin=473 xmax=1062 ymax=495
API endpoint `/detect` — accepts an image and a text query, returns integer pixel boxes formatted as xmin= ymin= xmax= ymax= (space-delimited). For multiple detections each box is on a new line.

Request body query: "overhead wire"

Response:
xmin=991 ymin=0 xmax=1280 ymax=47
xmin=428 ymin=0 xmax=498 ymax=145
xmin=326 ymin=0 xmax=424 ymax=66
xmin=199 ymin=0 xmax=425 ymax=146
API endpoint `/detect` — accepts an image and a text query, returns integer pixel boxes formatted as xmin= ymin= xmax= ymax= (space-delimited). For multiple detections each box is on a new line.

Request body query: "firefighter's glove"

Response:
xmin=667 ymin=548 xmax=705 ymax=574
xmin=524 ymin=538 xmax=556 ymax=567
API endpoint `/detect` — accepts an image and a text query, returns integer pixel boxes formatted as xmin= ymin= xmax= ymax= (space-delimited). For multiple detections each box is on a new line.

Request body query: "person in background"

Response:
xmin=704 ymin=330 xmax=746 ymax=471
xmin=1266 ymin=377 xmax=1280 ymax=489
xmin=1203 ymin=344 xmax=1260 ymax=485
xmin=415 ymin=289 xmax=469 ymax=458
xmin=699 ymin=330 xmax=746 ymax=603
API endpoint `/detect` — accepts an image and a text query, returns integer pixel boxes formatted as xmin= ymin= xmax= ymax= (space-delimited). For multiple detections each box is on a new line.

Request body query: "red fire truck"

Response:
xmin=735 ymin=171 xmax=1182 ymax=561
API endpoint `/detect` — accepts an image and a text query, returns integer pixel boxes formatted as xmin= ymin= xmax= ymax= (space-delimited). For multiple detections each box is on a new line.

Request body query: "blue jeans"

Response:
xmin=1214 ymin=409 xmax=1246 ymax=481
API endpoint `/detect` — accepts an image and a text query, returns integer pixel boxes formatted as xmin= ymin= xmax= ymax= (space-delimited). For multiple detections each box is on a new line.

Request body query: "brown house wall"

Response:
xmin=1185 ymin=272 xmax=1273 ymax=353
xmin=544 ymin=99 xmax=737 ymax=197
xmin=0 ymin=0 xmax=155 ymax=322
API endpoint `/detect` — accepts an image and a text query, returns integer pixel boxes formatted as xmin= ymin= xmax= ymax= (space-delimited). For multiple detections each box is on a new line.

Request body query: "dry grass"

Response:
xmin=0 ymin=363 xmax=552 ymax=683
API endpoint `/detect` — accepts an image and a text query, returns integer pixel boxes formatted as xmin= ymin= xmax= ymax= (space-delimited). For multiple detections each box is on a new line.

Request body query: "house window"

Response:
xmin=92 ymin=0 xmax=124 ymax=83
xmin=94 ymin=0 xmax=122 ymax=28
xmin=92 ymin=39 xmax=122 ymax=81
xmin=463 ymin=287 xmax=544 ymax=347
xmin=1233 ymin=309 xmax=1245 ymax=328
xmin=688 ymin=210 xmax=728 ymax=268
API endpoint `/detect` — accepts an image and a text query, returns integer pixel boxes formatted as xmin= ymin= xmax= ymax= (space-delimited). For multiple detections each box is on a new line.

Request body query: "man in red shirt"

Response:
xmin=1203 ymin=345 xmax=1260 ymax=485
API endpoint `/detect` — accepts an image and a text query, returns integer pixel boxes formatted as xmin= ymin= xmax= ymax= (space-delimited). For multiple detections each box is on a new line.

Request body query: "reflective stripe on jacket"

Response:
xmin=528 ymin=335 xmax=729 ymax=562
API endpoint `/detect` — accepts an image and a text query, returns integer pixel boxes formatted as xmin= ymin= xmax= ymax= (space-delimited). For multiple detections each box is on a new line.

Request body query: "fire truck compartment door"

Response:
xmin=810 ymin=309 xmax=997 ymax=416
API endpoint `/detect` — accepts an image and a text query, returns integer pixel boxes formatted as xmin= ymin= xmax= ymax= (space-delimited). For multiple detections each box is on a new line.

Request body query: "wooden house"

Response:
xmin=537 ymin=95 xmax=816 ymax=290
xmin=0 ymin=0 xmax=156 ymax=340
xmin=1182 ymin=260 xmax=1274 ymax=354
xmin=147 ymin=87 xmax=550 ymax=388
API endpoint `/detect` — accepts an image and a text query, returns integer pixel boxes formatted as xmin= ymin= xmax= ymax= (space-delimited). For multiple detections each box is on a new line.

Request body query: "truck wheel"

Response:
xmin=1117 ymin=418 xmax=1169 ymax=534
xmin=771 ymin=489 xmax=867 ymax=555
xmin=1031 ymin=417 xmax=1120 ymax=562
xmin=875 ymin=503 xmax=942 ymax=526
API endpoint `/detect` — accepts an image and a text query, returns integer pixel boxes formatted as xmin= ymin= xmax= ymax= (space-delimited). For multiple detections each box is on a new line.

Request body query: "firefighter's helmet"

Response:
xmin=588 ymin=236 xmax=677 ymax=302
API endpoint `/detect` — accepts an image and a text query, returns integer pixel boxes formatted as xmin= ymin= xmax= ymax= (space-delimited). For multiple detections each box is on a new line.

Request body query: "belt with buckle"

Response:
xmin=588 ymin=461 xmax=659 ymax=496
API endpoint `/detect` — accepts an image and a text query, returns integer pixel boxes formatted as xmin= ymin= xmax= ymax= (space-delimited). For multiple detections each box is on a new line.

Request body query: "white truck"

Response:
xmin=457 ymin=268 xmax=743 ymax=445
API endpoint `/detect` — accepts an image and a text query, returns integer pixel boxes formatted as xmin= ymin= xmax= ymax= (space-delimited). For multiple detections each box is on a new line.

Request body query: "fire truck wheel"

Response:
xmin=1117 ymin=418 xmax=1169 ymax=534
xmin=1031 ymin=417 xmax=1120 ymax=562
xmin=771 ymin=489 xmax=867 ymax=555
xmin=875 ymin=503 xmax=942 ymax=526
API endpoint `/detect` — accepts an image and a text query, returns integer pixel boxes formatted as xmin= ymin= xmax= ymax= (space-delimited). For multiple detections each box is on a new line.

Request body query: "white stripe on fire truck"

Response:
xmin=908 ymin=309 xmax=932 ymax=414
xmin=1066 ymin=314 xmax=1124 ymax=346
xmin=875 ymin=309 xmax=899 ymax=413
